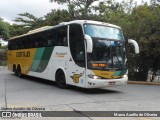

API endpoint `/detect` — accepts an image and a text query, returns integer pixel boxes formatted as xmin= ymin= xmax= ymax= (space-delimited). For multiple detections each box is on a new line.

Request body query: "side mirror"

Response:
xmin=128 ymin=39 xmax=140 ymax=54
xmin=84 ymin=34 xmax=93 ymax=53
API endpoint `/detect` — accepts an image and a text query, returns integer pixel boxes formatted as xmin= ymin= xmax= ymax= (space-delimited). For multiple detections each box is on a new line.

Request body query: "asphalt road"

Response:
xmin=0 ymin=67 xmax=160 ymax=120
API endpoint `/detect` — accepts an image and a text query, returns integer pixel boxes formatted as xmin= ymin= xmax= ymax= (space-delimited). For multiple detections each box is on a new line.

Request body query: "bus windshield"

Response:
xmin=84 ymin=24 xmax=126 ymax=70
xmin=84 ymin=24 xmax=124 ymax=40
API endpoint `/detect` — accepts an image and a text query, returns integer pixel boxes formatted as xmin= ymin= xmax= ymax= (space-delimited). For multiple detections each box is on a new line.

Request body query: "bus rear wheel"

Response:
xmin=56 ymin=71 xmax=67 ymax=88
xmin=13 ymin=65 xmax=16 ymax=74
xmin=17 ymin=66 xmax=23 ymax=78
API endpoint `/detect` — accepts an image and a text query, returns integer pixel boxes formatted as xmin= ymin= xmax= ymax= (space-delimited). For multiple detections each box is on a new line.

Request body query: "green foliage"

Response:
xmin=0 ymin=18 xmax=10 ymax=40
xmin=10 ymin=12 xmax=45 ymax=37
xmin=129 ymin=4 xmax=160 ymax=80
xmin=50 ymin=0 xmax=99 ymax=19
xmin=0 ymin=46 xmax=7 ymax=66
xmin=44 ymin=9 xmax=71 ymax=25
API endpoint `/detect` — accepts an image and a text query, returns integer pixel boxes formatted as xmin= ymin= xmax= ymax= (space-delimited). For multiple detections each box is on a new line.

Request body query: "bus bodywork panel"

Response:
xmin=8 ymin=48 xmax=37 ymax=74
xmin=8 ymin=46 xmax=127 ymax=88
xmin=8 ymin=46 xmax=87 ymax=88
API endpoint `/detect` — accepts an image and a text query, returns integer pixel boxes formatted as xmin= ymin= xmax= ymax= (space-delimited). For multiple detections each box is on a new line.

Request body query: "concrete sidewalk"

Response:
xmin=128 ymin=81 xmax=160 ymax=86
xmin=0 ymin=66 xmax=7 ymax=70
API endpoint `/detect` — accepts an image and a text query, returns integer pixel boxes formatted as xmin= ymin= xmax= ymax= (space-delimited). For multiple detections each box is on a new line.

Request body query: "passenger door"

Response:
xmin=67 ymin=24 xmax=86 ymax=87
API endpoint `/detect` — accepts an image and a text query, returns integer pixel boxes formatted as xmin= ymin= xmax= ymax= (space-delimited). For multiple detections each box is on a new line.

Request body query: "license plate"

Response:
xmin=109 ymin=82 xmax=116 ymax=86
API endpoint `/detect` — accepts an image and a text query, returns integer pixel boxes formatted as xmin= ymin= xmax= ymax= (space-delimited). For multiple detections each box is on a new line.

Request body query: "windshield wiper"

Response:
xmin=114 ymin=54 xmax=124 ymax=70
xmin=110 ymin=47 xmax=124 ymax=70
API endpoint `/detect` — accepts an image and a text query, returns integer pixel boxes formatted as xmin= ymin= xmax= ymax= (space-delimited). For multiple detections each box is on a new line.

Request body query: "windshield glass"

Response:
xmin=84 ymin=24 xmax=126 ymax=70
xmin=87 ymin=39 xmax=126 ymax=70
xmin=84 ymin=24 xmax=124 ymax=40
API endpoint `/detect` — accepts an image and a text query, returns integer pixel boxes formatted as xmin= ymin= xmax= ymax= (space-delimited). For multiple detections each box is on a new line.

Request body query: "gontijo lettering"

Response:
xmin=16 ymin=51 xmax=30 ymax=57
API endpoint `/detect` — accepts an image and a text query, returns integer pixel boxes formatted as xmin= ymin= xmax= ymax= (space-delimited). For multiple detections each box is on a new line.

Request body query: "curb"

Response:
xmin=127 ymin=81 xmax=160 ymax=86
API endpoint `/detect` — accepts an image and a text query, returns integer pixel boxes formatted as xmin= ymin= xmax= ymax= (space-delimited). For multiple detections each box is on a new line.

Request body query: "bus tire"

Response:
xmin=13 ymin=65 xmax=16 ymax=74
xmin=17 ymin=66 xmax=23 ymax=78
xmin=56 ymin=70 xmax=67 ymax=88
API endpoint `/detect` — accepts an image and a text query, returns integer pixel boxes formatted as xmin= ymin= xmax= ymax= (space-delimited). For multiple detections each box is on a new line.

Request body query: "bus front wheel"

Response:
xmin=56 ymin=70 xmax=67 ymax=88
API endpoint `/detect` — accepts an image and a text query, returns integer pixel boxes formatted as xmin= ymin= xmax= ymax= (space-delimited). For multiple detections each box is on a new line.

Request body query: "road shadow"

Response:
xmin=67 ymin=86 xmax=122 ymax=94
xmin=11 ymin=74 xmax=122 ymax=94
xmin=11 ymin=73 xmax=56 ymax=87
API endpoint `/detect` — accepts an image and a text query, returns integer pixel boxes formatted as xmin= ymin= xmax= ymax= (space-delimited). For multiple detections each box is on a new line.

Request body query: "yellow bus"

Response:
xmin=8 ymin=20 xmax=139 ymax=88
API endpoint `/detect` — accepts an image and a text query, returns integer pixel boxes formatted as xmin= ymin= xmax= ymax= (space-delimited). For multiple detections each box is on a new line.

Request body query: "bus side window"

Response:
xmin=21 ymin=38 xmax=25 ymax=49
xmin=48 ymin=39 xmax=52 ymax=46
xmin=16 ymin=40 xmax=20 ymax=49
xmin=42 ymin=33 xmax=48 ymax=47
xmin=47 ymin=29 xmax=57 ymax=47
xmin=35 ymin=34 xmax=41 ymax=48
xmin=8 ymin=40 xmax=14 ymax=50
xmin=57 ymin=26 xmax=68 ymax=46
xmin=57 ymin=37 xmax=63 ymax=46
xmin=25 ymin=40 xmax=29 ymax=48
xmin=8 ymin=41 xmax=13 ymax=50
xmin=37 ymin=34 xmax=42 ymax=47
xmin=13 ymin=41 xmax=16 ymax=50
xmin=63 ymin=37 xmax=67 ymax=46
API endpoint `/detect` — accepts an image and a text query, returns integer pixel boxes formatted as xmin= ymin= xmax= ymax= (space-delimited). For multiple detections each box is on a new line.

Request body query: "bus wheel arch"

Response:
xmin=16 ymin=64 xmax=23 ymax=78
xmin=13 ymin=64 xmax=16 ymax=73
xmin=55 ymin=69 xmax=67 ymax=88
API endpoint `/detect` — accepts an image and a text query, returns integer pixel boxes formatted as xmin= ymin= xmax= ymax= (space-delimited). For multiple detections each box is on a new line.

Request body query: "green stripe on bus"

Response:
xmin=37 ymin=47 xmax=54 ymax=72
xmin=114 ymin=71 xmax=121 ymax=76
xmin=114 ymin=69 xmax=127 ymax=76
xmin=119 ymin=69 xmax=127 ymax=76
xmin=30 ymin=48 xmax=45 ymax=72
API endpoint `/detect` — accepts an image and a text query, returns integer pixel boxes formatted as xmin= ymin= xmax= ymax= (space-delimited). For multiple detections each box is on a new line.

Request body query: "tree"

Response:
xmin=122 ymin=3 xmax=160 ymax=81
xmin=49 ymin=0 xmax=101 ymax=19
xmin=44 ymin=9 xmax=71 ymax=25
xmin=10 ymin=12 xmax=45 ymax=37
xmin=0 ymin=18 xmax=10 ymax=40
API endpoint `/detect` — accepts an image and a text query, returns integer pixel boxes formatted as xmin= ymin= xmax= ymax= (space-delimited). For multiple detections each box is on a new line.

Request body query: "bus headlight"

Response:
xmin=88 ymin=74 xmax=101 ymax=79
xmin=123 ymin=74 xmax=128 ymax=78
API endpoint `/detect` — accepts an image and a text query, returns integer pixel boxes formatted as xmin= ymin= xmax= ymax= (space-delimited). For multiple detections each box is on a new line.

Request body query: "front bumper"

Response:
xmin=85 ymin=76 xmax=128 ymax=88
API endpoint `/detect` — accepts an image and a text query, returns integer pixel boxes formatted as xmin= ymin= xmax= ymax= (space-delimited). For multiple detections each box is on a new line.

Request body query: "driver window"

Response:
xmin=69 ymin=24 xmax=85 ymax=67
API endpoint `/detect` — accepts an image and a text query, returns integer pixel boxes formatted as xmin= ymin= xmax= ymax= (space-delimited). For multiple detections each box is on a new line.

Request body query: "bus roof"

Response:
xmin=9 ymin=20 xmax=121 ymax=40
xmin=9 ymin=26 xmax=54 ymax=40
xmin=66 ymin=20 xmax=121 ymax=29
